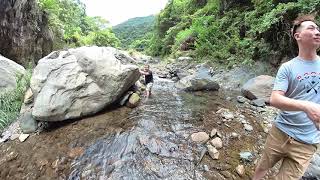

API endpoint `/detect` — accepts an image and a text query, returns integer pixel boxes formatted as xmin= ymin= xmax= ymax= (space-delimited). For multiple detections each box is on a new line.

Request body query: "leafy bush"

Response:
xmin=91 ymin=29 xmax=120 ymax=47
xmin=145 ymin=0 xmax=320 ymax=66
xmin=0 ymin=70 xmax=32 ymax=132
xmin=38 ymin=0 xmax=120 ymax=49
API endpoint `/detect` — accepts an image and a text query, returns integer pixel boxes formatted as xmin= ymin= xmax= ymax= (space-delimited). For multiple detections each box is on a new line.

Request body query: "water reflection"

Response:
xmin=69 ymin=77 xmax=216 ymax=180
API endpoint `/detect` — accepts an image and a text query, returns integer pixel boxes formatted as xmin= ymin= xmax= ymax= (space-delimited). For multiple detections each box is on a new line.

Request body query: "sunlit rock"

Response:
xmin=30 ymin=46 xmax=140 ymax=121
xmin=191 ymin=132 xmax=209 ymax=144
xmin=0 ymin=55 xmax=25 ymax=92
xmin=241 ymin=75 xmax=274 ymax=103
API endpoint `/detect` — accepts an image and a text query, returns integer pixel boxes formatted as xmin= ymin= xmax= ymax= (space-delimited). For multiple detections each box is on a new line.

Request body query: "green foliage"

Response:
xmin=129 ymin=39 xmax=150 ymax=52
xmin=38 ymin=0 xmax=120 ymax=49
xmin=113 ymin=15 xmax=155 ymax=49
xmin=90 ymin=29 xmax=120 ymax=47
xmin=144 ymin=0 xmax=320 ymax=66
xmin=0 ymin=70 xmax=32 ymax=132
xmin=249 ymin=2 xmax=298 ymax=34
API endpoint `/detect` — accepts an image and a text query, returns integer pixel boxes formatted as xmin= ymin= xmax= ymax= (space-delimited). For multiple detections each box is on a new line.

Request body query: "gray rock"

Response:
xmin=0 ymin=131 xmax=10 ymax=143
xmin=177 ymin=56 xmax=193 ymax=61
xmin=23 ymin=88 xmax=34 ymax=104
xmin=203 ymin=165 xmax=209 ymax=172
xmin=210 ymin=128 xmax=217 ymax=137
xmin=210 ymin=137 xmax=223 ymax=149
xmin=241 ymin=75 xmax=274 ymax=102
xmin=237 ymin=96 xmax=247 ymax=103
xmin=240 ymin=151 xmax=253 ymax=162
xmin=191 ymin=132 xmax=209 ymax=144
xmin=231 ymin=132 xmax=239 ymax=138
xmin=251 ymin=98 xmax=266 ymax=107
xmin=175 ymin=64 xmax=220 ymax=91
xmin=207 ymin=144 xmax=219 ymax=160
xmin=171 ymin=77 xmax=179 ymax=82
xmin=19 ymin=111 xmax=38 ymax=133
xmin=176 ymin=69 xmax=190 ymax=80
xmin=30 ymin=46 xmax=140 ymax=121
xmin=222 ymin=112 xmax=234 ymax=120
xmin=236 ymin=164 xmax=245 ymax=176
xmin=0 ymin=55 xmax=26 ymax=92
xmin=304 ymin=152 xmax=320 ymax=179
xmin=244 ymin=124 xmax=253 ymax=132
xmin=175 ymin=75 xmax=219 ymax=91
xmin=19 ymin=134 xmax=29 ymax=142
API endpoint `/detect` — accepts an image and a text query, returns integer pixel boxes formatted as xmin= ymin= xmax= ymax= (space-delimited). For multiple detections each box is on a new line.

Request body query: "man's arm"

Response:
xmin=270 ymin=90 xmax=320 ymax=124
xmin=139 ymin=70 xmax=150 ymax=75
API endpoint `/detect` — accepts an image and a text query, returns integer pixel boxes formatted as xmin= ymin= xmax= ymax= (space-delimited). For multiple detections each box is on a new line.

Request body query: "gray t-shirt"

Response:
xmin=273 ymin=57 xmax=320 ymax=144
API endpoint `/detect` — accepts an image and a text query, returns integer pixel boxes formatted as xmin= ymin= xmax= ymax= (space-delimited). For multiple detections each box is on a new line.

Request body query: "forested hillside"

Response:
xmin=143 ymin=0 xmax=320 ymax=67
xmin=38 ymin=0 xmax=120 ymax=49
xmin=113 ymin=15 xmax=155 ymax=51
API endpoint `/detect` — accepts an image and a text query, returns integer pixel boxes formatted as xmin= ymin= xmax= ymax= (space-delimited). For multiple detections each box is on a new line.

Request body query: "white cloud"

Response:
xmin=81 ymin=0 xmax=168 ymax=26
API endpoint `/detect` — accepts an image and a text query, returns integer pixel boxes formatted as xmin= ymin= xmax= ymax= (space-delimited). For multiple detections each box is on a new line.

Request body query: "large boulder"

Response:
xmin=241 ymin=75 xmax=274 ymax=102
xmin=0 ymin=0 xmax=53 ymax=66
xmin=30 ymin=46 xmax=140 ymax=121
xmin=0 ymin=54 xmax=26 ymax=91
xmin=175 ymin=64 xmax=219 ymax=91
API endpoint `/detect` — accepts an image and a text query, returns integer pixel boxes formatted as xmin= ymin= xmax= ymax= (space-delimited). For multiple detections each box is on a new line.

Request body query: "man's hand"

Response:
xmin=303 ymin=101 xmax=320 ymax=126
xmin=139 ymin=69 xmax=150 ymax=75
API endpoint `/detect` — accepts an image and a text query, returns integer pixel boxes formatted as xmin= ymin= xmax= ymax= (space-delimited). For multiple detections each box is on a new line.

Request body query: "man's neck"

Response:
xmin=298 ymin=46 xmax=318 ymax=60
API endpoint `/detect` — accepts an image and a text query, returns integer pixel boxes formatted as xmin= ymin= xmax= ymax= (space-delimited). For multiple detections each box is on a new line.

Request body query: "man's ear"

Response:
xmin=294 ymin=33 xmax=300 ymax=41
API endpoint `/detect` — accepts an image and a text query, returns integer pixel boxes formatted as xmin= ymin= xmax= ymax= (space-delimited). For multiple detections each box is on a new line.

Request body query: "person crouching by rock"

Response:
xmin=139 ymin=64 xmax=154 ymax=97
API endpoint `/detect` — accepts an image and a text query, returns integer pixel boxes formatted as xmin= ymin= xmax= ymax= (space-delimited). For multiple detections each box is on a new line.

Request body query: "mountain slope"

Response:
xmin=113 ymin=15 xmax=155 ymax=49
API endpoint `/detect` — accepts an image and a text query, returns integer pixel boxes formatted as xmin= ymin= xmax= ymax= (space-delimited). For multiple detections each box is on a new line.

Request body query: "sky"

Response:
xmin=81 ymin=0 xmax=169 ymax=26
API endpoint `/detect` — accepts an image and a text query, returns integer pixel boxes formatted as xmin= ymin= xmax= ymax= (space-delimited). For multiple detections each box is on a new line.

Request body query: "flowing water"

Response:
xmin=0 ymin=76 xmax=238 ymax=180
xmin=68 ymin=77 xmax=221 ymax=179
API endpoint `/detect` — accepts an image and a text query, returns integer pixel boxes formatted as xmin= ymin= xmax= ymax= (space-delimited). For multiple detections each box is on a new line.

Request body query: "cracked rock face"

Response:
xmin=0 ymin=0 xmax=53 ymax=66
xmin=30 ymin=46 xmax=140 ymax=121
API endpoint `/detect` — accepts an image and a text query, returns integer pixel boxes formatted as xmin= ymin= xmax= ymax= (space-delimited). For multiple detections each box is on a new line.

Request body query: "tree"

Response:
xmin=38 ymin=0 xmax=119 ymax=49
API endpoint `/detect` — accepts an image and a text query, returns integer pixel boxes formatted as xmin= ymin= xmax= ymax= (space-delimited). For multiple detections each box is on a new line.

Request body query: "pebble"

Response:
xmin=207 ymin=144 xmax=219 ymax=160
xmin=210 ymin=137 xmax=223 ymax=149
xmin=19 ymin=134 xmax=30 ymax=142
xmin=203 ymin=165 xmax=209 ymax=172
xmin=231 ymin=132 xmax=238 ymax=138
xmin=191 ymin=132 xmax=209 ymax=144
xmin=236 ymin=164 xmax=245 ymax=176
xmin=210 ymin=128 xmax=217 ymax=137
xmin=240 ymin=151 xmax=253 ymax=162
xmin=244 ymin=124 xmax=253 ymax=132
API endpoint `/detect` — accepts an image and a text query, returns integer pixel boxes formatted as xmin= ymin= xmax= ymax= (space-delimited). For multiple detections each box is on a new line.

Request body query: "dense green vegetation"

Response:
xmin=0 ymin=70 xmax=32 ymax=133
xmin=35 ymin=0 xmax=320 ymax=67
xmin=38 ymin=0 xmax=120 ymax=49
xmin=113 ymin=15 xmax=155 ymax=51
xmin=143 ymin=0 xmax=320 ymax=67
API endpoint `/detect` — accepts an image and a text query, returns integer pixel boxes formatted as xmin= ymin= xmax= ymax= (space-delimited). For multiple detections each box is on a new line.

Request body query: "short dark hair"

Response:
xmin=291 ymin=14 xmax=317 ymax=37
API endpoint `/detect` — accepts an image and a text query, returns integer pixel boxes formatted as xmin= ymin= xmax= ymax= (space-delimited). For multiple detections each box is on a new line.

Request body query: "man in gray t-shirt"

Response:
xmin=253 ymin=14 xmax=320 ymax=180
xmin=274 ymin=57 xmax=320 ymax=144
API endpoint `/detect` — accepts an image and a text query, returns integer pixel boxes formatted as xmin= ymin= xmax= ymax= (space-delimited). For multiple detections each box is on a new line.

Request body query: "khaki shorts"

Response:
xmin=256 ymin=125 xmax=318 ymax=180
xmin=146 ymin=82 xmax=153 ymax=91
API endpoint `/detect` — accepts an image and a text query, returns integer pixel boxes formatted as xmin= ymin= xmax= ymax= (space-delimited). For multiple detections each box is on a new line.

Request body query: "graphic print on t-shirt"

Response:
xmin=297 ymin=72 xmax=320 ymax=94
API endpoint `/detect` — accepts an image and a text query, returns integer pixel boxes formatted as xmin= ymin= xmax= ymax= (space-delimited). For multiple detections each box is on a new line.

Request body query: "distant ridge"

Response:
xmin=113 ymin=15 xmax=155 ymax=49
